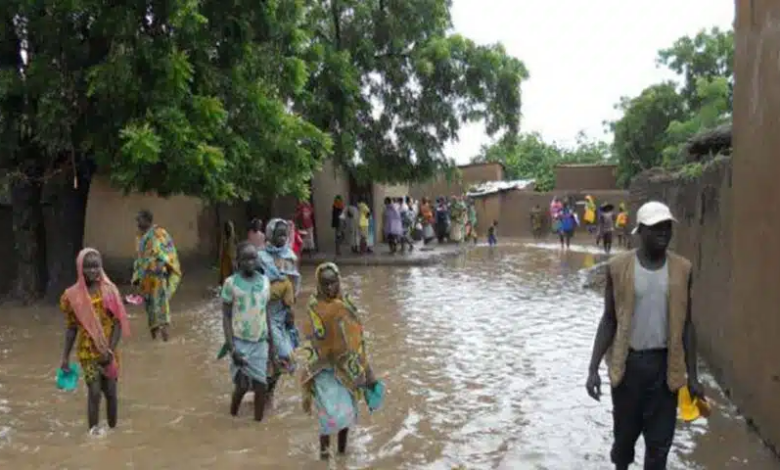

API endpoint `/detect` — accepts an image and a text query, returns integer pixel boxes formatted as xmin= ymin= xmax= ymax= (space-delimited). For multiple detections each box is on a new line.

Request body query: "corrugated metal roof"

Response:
xmin=466 ymin=179 xmax=535 ymax=197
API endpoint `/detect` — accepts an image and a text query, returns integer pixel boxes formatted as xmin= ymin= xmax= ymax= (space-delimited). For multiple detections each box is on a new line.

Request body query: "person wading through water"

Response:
xmin=221 ymin=242 xmax=272 ymax=421
xmin=132 ymin=210 xmax=182 ymax=342
xmin=585 ymin=201 xmax=704 ymax=470
xmin=60 ymin=248 xmax=130 ymax=433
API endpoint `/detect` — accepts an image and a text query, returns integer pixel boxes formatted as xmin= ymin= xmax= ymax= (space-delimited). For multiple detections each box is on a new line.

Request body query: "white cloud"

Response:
xmin=444 ymin=0 xmax=735 ymax=164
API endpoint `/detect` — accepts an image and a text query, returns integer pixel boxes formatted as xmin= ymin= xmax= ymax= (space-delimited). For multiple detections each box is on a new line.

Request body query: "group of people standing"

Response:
xmin=331 ymin=195 xmax=375 ymax=255
xmin=330 ymin=194 xmax=485 ymax=255
xmin=538 ymin=195 xmax=631 ymax=253
xmin=58 ymin=210 xmax=382 ymax=461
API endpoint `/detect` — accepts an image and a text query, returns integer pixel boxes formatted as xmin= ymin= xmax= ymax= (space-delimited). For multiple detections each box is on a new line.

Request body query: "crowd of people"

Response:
xmin=58 ymin=210 xmax=383 ymax=461
xmin=534 ymin=195 xmax=632 ymax=254
xmin=330 ymin=194 xmax=487 ymax=255
xmin=55 ymin=199 xmax=711 ymax=467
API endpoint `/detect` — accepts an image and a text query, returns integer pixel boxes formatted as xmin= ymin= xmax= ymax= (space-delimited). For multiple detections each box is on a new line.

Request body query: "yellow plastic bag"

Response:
xmin=678 ymin=386 xmax=712 ymax=421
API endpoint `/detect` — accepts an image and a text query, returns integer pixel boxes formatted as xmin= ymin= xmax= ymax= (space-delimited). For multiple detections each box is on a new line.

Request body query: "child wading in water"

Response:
xmin=221 ymin=242 xmax=272 ymax=421
xmin=60 ymin=248 xmax=130 ymax=433
xmin=298 ymin=262 xmax=380 ymax=460
xmin=487 ymin=220 xmax=498 ymax=246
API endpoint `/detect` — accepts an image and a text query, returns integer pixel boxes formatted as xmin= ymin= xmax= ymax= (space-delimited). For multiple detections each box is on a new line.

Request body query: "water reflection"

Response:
xmin=0 ymin=243 xmax=776 ymax=469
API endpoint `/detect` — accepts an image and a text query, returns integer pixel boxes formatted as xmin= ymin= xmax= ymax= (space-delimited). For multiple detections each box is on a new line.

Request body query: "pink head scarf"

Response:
xmin=64 ymin=248 xmax=131 ymax=357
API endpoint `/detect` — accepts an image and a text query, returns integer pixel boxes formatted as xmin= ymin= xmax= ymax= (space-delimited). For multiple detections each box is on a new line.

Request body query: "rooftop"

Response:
xmin=555 ymin=162 xmax=617 ymax=168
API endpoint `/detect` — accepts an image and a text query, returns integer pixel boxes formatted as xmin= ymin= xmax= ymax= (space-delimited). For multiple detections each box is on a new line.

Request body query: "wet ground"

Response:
xmin=0 ymin=241 xmax=778 ymax=469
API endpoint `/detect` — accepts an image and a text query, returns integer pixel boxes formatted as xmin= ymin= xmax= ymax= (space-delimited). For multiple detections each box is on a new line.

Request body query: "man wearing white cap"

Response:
xmin=585 ymin=201 xmax=704 ymax=469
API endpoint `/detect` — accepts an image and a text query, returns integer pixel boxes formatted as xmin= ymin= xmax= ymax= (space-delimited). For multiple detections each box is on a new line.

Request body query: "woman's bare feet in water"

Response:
xmin=151 ymin=326 xmax=170 ymax=341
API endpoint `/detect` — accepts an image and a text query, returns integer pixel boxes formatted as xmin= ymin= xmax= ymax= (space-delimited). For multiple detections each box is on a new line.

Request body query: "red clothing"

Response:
xmin=296 ymin=202 xmax=315 ymax=229
xmin=289 ymin=221 xmax=303 ymax=256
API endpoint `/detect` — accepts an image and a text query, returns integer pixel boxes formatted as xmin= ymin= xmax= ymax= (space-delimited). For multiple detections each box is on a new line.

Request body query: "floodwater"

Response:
xmin=0 ymin=242 xmax=778 ymax=469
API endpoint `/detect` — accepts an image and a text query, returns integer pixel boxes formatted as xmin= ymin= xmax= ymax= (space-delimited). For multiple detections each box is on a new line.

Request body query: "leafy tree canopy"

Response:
xmin=299 ymin=0 xmax=529 ymax=184
xmin=610 ymin=27 xmax=733 ymax=186
xmin=0 ymin=0 xmax=332 ymax=202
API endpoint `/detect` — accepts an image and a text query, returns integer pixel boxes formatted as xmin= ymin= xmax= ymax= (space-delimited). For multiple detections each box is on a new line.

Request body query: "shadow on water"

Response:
xmin=0 ymin=243 xmax=777 ymax=469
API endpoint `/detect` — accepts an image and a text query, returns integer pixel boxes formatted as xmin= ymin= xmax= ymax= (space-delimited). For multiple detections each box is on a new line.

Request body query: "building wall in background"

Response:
xmin=554 ymin=164 xmax=618 ymax=191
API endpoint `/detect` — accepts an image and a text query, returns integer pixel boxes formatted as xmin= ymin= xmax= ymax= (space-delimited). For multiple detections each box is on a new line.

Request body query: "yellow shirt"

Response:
xmin=358 ymin=203 xmax=370 ymax=229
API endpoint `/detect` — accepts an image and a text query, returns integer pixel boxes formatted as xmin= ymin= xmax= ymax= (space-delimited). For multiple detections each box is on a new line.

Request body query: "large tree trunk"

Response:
xmin=43 ymin=162 xmax=93 ymax=300
xmin=11 ymin=178 xmax=47 ymax=303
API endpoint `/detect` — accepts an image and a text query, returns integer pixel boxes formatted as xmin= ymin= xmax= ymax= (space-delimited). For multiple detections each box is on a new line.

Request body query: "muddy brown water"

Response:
xmin=0 ymin=242 xmax=778 ymax=469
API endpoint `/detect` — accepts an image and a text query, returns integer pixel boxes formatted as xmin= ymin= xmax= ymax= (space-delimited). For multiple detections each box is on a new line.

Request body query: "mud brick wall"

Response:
xmin=554 ymin=164 xmax=618 ymax=191
xmin=729 ymin=0 xmax=780 ymax=453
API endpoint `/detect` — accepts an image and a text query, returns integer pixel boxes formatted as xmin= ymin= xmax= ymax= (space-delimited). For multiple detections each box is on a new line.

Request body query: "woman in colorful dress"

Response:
xmin=296 ymin=200 xmax=317 ymax=254
xmin=583 ymin=194 xmax=597 ymax=236
xmin=298 ymin=262 xmax=380 ymax=460
xmin=420 ymin=198 xmax=436 ymax=244
xmin=615 ymin=202 xmax=630 ymax=247
xmin=60 ymin=248 xmax=130 ymax=433
xmin=258 ymin=219 xmax=301 ymax=396
xmin=132 ymin=210 xmax=182 ymax=342
xmin=358 ymin=201 xmax=371 ymax=253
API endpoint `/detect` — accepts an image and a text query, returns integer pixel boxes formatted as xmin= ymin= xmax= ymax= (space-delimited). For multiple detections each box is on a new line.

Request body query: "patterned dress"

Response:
xmin=133 ymin=225 xmax=181 ymax=331
xmin=60 ymin=291 xmax=119 ymax=384
xmin=299 ymin=263 xmax=372 ymax=435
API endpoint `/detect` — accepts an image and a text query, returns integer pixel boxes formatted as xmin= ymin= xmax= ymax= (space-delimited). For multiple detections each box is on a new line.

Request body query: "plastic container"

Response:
xmin=56 ymin=363 xmax=81 ymax=391
xmin=365 ymin=379 xmax=386 ymax=412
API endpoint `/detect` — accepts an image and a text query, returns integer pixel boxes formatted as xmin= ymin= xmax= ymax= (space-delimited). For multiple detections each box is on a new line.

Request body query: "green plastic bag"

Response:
xmin=56 ymin=363 xmax=81 ymax=391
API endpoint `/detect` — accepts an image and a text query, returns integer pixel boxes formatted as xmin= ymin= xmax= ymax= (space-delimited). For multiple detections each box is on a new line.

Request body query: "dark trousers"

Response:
xmin=611 ymin=349 xmax=678 ymax=469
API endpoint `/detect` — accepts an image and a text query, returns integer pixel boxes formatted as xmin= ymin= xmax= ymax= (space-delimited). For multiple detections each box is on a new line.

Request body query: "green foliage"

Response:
xmin=299 ymin=0 xmax=528 ymax=184
xmin=473 ymin=131 xmax=611 ymax=192
xmin=0 ymin=0 xmax=332 ymax=202
xmin=610 ymin=83 xmax=687 ymax=186
xmin=661 ymin=77 xmax=731 ymax=167
xmin=610 ymin=27 xmax=734 ymax=186
xmin=677 ymin=162 xmax=704 ymax=182
xmin=657 ymin=27 xmax=734 ymax=108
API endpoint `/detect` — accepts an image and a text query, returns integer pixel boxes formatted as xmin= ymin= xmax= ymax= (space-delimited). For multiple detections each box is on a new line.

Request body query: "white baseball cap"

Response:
xmin=632 ymin=201 xmax=676 ymax=234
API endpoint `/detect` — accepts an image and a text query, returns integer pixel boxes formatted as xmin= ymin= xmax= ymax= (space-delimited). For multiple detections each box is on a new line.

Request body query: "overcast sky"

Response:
xmin=443 ymin=0 xmax=735 ymax=164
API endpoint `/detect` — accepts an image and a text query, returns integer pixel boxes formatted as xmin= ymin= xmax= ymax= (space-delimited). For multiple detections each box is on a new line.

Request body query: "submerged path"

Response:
xmin=0 ymin=242 xmax=777 ymax=469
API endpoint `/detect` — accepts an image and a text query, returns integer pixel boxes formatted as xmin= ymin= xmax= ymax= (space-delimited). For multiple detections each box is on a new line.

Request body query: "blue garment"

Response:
xmin=488 ymin=233 xmax=497 ymax=246
xmin=230 ymin=337 xmax=269 ymax=385
xmin=257 ymin=239 xmax=300 ymax=365
xmin=268 ymin=298 xmax=295 ymax=361
xmin=368 ymin=215 xmax=375 ymax=247
xmin=313 ymin=369 xmax=358 ymax=435
xmin=258 ymin=246 xmax=300 ymax=293
xmin=560 ymin=210 xmax=576 ymax=232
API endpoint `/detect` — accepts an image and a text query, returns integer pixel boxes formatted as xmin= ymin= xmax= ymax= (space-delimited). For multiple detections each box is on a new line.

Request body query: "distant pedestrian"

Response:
xmin=558 ymin=203 xmax=578 ymax=249
xmin=615 ymin=203 xmax=630 ymax=248
xmin=585 ymin=201 xmax=704 ymax=470
xmin=599 ymin=203 xmax=615 ymax=255
xmin=530 ymin=204 xmax=543 ymax=239
xmin=487 ymin=220 xmax=498 ymax=246
xmin=247 ymin=218 xmax=266 ymax=249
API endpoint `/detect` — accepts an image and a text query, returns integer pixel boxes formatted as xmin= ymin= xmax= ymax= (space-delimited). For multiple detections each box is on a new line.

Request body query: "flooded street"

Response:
xmin=0 ymin=242 xmax=777 ymax=469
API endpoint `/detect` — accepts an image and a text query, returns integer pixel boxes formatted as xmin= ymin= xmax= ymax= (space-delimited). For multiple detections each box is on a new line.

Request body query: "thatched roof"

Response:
xmin=683 ymin=123 xmax=732 ymax=162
